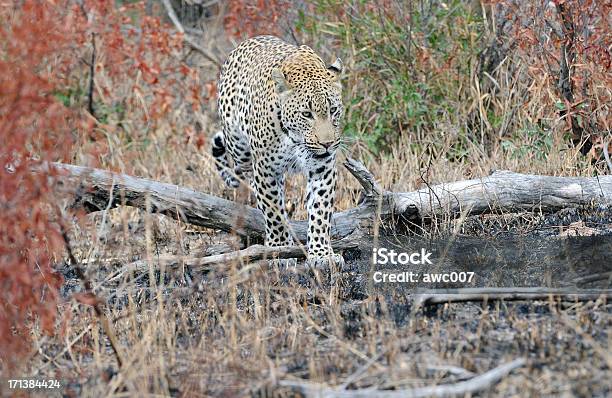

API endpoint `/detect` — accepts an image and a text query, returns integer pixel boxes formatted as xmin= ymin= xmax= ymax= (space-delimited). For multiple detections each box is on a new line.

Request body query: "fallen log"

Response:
xmin=112 ymin=245 xmax=305 ymax=278
xmin=388 ymin=168 xmax=612 ymax=217
xmin=53 ymin=162 xmax=268 ymax=241
xmin=51 ymin=161 xmax=612 ymax=242
xmin=413 ymin=287 xmax=612 ymax=308
xmin=278 ymin=358 xmax=526 ymax=398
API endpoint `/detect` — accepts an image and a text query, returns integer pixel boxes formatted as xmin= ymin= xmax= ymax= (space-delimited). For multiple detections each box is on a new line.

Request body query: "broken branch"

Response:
xmin=161 ymin=0 xmax=221 ymax=67
xmin=413 ymin=287 xmax=612 ymax=308
xmin=278 ymin=358 xmax=526 ymax=398
xmin=123 ymin=241 xmax=357 ymax=274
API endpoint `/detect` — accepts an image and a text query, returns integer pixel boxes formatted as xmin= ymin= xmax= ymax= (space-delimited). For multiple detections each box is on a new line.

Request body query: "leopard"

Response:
xmin=211 ymin=35 xmax=344 ymax=268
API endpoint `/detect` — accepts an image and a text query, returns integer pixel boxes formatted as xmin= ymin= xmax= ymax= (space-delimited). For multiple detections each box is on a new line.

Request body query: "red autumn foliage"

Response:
xmin=0 ymin=0 xmax=79 ymax=370
xmin=77 ymin=0 xmax=207 ymax=169
xmin=496 ymin=0 xmax=611 ymax=152
xmin=1 ymin=0 xmax=206 ymax=369
xmin=224 ymin=0 xmax=289 ymax=38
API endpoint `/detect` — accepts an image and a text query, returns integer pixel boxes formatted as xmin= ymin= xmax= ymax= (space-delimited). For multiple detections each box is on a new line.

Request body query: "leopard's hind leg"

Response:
xmin=212 ymin=123 xmax=255 ymax=189
xmin=211 ymin=130 xmax=241 ymax=188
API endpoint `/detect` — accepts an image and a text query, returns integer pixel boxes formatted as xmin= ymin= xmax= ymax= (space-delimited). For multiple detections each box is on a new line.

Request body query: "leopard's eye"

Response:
xmin=301 ymin=111 xmax=313 ymax=119
xmin=330 ymin=106 xmax=338 ymax=115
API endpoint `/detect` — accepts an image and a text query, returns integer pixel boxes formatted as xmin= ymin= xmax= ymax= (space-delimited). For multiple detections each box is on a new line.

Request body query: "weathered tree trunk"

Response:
xmin=51 ymin=160 xmax=612 ymax=242
xmin=53 ymin=163 xmax=268 ymax=241
xmin=390 ymin=169 xmax=612 ymax=217
xmin=413 ymin=288 xmax=612 ymax=308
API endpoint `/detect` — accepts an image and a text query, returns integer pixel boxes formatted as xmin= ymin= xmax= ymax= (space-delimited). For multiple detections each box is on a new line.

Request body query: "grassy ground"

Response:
xmin=22 ymin=205 xmax=612 ymax=397
xmin=8 ymin=1 xmax=611 ymax=397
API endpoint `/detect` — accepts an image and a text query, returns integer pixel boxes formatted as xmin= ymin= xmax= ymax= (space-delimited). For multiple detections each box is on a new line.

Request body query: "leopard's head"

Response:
xmin=271 ymin=46 xmax=344 ymax=158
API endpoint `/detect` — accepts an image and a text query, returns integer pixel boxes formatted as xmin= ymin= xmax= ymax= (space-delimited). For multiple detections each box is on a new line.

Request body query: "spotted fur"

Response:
xmin=213 ymin=35 xmax=344 ymax=267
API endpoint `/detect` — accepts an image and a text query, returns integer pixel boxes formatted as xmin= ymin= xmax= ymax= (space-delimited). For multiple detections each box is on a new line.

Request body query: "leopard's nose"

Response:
xmin=321 ymin=141 xmax=334 ymax=149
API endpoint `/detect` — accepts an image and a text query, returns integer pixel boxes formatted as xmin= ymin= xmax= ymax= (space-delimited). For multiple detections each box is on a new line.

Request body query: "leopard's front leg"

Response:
xmin=252 ymin=156 xmax=296 ymax=267
xmin=305 ymin=159 xmax=343 ymax=268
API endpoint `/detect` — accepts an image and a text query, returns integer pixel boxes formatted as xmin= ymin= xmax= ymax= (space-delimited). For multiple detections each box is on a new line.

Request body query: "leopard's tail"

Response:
xmin=211 ymin=130 xmax=240 ymax=188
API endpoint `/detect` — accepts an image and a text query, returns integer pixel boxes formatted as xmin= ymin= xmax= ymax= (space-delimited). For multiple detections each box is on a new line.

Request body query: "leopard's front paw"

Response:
xmin=273 ymin=257 xmax=298 ymax=268
xmin=305 ymin=252 xmax=345 ymax=269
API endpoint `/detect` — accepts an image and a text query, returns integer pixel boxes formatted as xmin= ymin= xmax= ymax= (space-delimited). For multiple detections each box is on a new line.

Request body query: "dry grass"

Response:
xmin=19 ymin=204 xmax=610 ymax=397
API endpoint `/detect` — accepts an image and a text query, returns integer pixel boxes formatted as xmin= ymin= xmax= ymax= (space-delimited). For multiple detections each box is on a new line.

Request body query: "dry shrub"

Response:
xmin=496 ymin=0 xmax=610 ymax=156
xmin=66 ymin=1 xmax=222 ymax=191
xmin=224 ymin=0 xmax=289 ymax=38
xmin=0 ymin=0 xmax=81 ymax=370
xmin=0 ymin=0 xmax=216 ymax=370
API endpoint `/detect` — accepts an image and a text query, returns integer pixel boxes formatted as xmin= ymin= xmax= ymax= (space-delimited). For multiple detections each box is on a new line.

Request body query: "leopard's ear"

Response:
xmin=271 ymin=68 xmax=291 ymax=94
xmin=327 ymin=57 xmax=343 ymax=80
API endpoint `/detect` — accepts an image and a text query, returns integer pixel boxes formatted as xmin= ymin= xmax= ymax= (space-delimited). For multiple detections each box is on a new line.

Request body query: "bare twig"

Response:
xmin=87 ymin=33 xmax=96 ymax=118
xmin=413 ymin=287 xmax=612 ymax=308
xmin=603 ymin=137 xmax=612 ymax=173
xmin=424 ymin=365 xmax=476 ymax=381
xmin=129 ymin=245 xmax=305 ymax=273
xmin=339 ymin=351 xmax=386 ymax=389
xmin=570 ymin=271 xmax=612 ymax=286
xmin=60 ymin=225 xmax=125 ymax=368
xmin=279 ymin=358 xmax=527 ymax=398
xmin=161 ymin=0 xmax=221 ymax=67
xmin=192 ymin=244 xmax=304 ymax=270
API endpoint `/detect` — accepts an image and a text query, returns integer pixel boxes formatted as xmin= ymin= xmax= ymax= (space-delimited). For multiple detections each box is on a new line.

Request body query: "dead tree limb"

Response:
xmin=387 ymin=169 xmax=612 ymax=218
xmin=413 ymin=288 xmax=611 ymax=308
xmin=121 ymin=240 xmax=358 ymax=275
xmin=278 ymin=358 xmax=526 ymax=398
xmin=51 ymin=161 xmax=385 ymax=242
xmin=161 ymin=0 xmax=221 ymax=67
xmin=571 ymin=272 xmax=612 ymax=286
xmin=189 ymin=244 xmax=306 ymax=270
xmin=125 ymin=245 xmax=306 ymax=274
xmin=51 ymin=161 xmax=612 ymax=242
xmin=53 ymin=162 xmax=267 ymax=241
